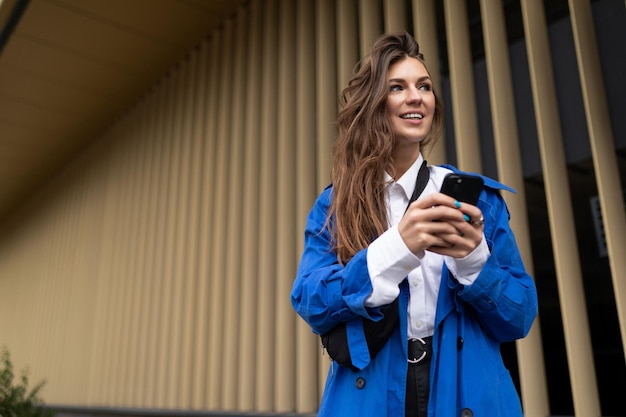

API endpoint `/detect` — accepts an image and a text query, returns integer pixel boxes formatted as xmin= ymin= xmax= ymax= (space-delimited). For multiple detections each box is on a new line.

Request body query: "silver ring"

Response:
xmin=472 ymin=217 xmax=485 ymax=226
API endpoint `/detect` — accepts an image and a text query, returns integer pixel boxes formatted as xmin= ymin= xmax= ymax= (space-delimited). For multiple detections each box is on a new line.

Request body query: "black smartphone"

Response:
xmin=440 ymin=173 xmax=484 ymax=205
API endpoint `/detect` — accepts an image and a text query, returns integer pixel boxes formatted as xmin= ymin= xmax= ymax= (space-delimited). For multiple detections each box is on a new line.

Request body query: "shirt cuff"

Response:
xmin=365 ymin=225 xmax=422 ymax=307
xmin=444 ymin=235 xmax=490 ymax=285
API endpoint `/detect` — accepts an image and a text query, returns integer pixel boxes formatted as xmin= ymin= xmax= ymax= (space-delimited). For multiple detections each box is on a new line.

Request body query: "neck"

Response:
xmin=392 ymin=146 xmax=421 ymax=180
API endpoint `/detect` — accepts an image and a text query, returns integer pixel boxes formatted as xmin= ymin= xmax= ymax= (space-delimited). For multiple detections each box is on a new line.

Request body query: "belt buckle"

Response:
xmin=408 ymin=337 xmax=427 ymax=364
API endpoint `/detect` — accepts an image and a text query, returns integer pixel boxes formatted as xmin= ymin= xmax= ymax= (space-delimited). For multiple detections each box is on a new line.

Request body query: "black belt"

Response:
xmin=408 ymin=336 xmax=433 ymax=364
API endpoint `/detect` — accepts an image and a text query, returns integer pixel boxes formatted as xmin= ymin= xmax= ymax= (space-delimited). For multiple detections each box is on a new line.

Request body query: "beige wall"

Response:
xmin=1 ymin=0 xmax=624 ymax=416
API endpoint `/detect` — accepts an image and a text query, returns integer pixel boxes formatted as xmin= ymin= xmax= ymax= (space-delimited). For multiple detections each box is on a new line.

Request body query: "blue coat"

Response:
xmin=290 ymin=166 xmax=538 ymax=417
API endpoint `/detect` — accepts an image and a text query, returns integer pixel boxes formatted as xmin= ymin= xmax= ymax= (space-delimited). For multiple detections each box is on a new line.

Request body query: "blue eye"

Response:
xmin=419 ymin=84 xmax=432 ymax=91
xmin=390 ymin=85 xmax=402 ymax=92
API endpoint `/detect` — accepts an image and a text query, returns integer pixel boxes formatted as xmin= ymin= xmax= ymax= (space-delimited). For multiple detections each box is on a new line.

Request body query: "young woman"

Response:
xmin=290 ymin=32 xmax=537 ymax=417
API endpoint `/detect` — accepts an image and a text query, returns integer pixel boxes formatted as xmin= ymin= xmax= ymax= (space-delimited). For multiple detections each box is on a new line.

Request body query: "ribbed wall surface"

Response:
xmin=1 ymin=0 xmax=624 ymax=416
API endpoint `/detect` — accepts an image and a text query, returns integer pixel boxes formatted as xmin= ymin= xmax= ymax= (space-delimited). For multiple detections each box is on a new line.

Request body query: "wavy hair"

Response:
xmin=328 ymin=32 xmax=445 ymax=263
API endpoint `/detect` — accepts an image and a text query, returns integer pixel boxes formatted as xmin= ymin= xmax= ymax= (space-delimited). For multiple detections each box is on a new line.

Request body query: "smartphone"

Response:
xmin=440 ymin=173 xmax=484 ymax=205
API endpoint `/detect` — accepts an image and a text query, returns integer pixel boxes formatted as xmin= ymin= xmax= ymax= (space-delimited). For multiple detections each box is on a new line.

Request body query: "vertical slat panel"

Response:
xmin=237 ymin=0 xmax=263 ymax=410
xmin=117 ymin=116 xmax=145 ymax=404
xmin=24 ymin=202 xmax=49 ymax=393
xmin=165 ymin=68 xmax=188 ymax=408
xmin=412 ymin=0 xmax=446 ymax=165
xmin=30 ymin=196 xmax=49 ymax=394
xmin=131 ymin=87 xmax=161 ymax=407
xmin=124 ymin=104 xmax=150 ymax=405
xmin=275 ymin=0 xmax=297 ymax=411
xmin=359 ymin=0 xmax=383 ymax=57
xmin=15 ymin=220 xmax=32 ymax=382
xmin=170 ymin=50 xmax=197 ymax=408
xmin=59 ymin=175 xmax=76 ymax=401
xmin=89 ymin=134 xmax=116 ymax=404
xmin=384 ymin=0 xmax=408 ymax=32
xmin=84 ymin=149 xmax=108 ymax=404
xmin=73 ymin=163 xmax=95 ymax=403
xmin=123 ymin=104 xmax=146 ymax=405
xmin=142 ymin=79 xmax=171 ymax=406
xmin=154 ymin=71 xmax=181 ymax=407
xmin=479 ymin=1 xmax=549 ymax=415
xmin=256 ymin=0 xmax=279 ymax=409
xmin=193 ymin=34 xmax=220 ymax=409
xmin=295 ymin=0 xmax=320 ymax=412
xmin=65 ymin=182 xmax=85 ymax=401
xmin=315 ymin=0 xmax=337 ymax=391
xmin=179 ymin=44 xmax=207 ymax=409
xmin=189 ymin=40 xmax=210 ymax=409
xmin=568 ymin=0 xmax=626 ymax=353
xmin=79 ymin=168 xmax=102 ymax=401
xmin=222 ymin=8 xmax=248 ymax=410
xmin=336 ymin=0 xmax=359 ymax=91
xmin=37 ymin=193 xmax=53 ymax=394
xmin=443 ymin=0 xmax=482 ymax=172
xmin=102 ymin=122 xmax=124 ymax=402
xmin=45 ymin=183 xmax=71 ymax=399
xmin=82 ymin=140 xmax=106 ymax=404
xmin=206 ymin=21 xmax=234 ymax=408
xmin=67 ymin=185 xmax=86 ymax=399
xmin=113 ymin=117 xmax=138 ymax=404
xmin=165 ymin=60 xmax=191 ymax=409
xmin=520 ymin=1 xmax=601 ymax=415
xmin=60 ymin=174 xmax=81 ymax=401
xmin=71 ymin=177 xmax=92 ymax=402
xmin=63 ymin=191 xmax=82 ymax=397
xmin=102 ymin=121 xmax=132 ymax=402
xmin=125 ymin=99 xmax=148 ymax=406
xmin=26 ymin=202 xmax=43 ymax=383
xmin=316 ymin=0 xmax=336 ymax=191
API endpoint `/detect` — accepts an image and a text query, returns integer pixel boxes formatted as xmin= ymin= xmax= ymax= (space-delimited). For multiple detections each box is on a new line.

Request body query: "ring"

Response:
xmin=472 ymin=217 xmax=485 ymax=226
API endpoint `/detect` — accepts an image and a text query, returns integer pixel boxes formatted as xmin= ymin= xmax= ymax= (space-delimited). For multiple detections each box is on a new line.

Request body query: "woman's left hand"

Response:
xmin=426 ymin=194 xmax=485 ymax=258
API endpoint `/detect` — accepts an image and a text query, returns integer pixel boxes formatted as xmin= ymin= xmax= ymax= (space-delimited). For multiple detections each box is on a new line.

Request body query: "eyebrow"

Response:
xmin=388 ymin=76 xmax=431 ymax=83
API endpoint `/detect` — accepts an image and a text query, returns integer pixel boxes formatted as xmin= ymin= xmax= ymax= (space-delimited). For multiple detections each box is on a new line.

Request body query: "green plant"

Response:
xmin=0 ymin=345 xmax=55 ymax=417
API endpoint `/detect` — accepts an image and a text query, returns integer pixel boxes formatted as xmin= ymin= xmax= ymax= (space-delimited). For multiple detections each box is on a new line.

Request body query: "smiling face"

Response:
xmin=386 ymin=57 xmax=436 ymax=159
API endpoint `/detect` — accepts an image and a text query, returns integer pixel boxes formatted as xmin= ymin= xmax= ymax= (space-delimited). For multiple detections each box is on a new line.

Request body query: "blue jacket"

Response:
xmin=290 ymin=165 xmax=538 ymax=416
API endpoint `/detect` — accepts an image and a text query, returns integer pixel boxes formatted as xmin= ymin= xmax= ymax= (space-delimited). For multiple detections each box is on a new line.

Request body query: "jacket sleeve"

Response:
xmin=290 ymin=187 xmax=384 ymax=336
xmin=450 ymin=187 xmax=538 ymax=342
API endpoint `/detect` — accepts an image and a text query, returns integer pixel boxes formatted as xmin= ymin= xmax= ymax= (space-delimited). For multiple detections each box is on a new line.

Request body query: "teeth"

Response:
xmin=401 ymin=113 xmax=423 ymax=119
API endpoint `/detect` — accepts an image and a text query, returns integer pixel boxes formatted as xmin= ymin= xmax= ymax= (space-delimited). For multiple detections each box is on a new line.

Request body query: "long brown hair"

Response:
xmin=328 ymin=32 xmax=445 ymax=263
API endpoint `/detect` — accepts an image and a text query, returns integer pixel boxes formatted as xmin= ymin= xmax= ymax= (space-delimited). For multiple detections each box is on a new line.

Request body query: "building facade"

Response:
xmin=0 ymin=0 xmax=624 ymax=416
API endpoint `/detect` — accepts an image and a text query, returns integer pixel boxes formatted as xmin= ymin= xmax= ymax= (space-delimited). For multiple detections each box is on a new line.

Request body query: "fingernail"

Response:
xmin=464 ymin=214 xmax=470 ymax=222
xmin=454 ymin=200 xmax=461 ymax=208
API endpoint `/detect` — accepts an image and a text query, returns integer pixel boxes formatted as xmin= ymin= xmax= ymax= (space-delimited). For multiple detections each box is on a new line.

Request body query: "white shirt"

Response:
xmin=365 ymin=155 xmax=490 ymax=338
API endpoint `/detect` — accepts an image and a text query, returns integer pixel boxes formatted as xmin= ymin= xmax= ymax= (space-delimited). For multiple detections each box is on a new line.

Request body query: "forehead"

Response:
xmin=388 ymin=57 xmax=428 ymax=79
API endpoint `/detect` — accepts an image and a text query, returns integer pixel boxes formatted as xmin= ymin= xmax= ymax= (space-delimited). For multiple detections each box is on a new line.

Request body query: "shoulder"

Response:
xmin=305 ymin=184 xmax=333 ymax=225
xmin=437 ymin=164 xmax=516 ymax=194
xmin=316 ymin=183 xmax=333 ymax=208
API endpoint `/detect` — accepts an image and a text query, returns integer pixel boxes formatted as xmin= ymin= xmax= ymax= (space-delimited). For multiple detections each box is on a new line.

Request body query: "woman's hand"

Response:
xmin=397 ymin=193 xmax=484 ymax=258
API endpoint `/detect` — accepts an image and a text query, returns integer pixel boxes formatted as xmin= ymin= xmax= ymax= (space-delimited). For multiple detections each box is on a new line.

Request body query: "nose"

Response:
xmin=406 ymin=86 xmax=423 ymax=103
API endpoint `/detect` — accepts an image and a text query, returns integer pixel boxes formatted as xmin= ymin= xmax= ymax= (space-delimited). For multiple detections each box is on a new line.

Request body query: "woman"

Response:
xmin=290 ymin=32 xmax=537 ymax=417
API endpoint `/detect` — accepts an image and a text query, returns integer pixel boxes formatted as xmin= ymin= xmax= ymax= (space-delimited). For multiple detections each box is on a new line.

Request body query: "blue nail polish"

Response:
xmin=454 ymin=200 xmax=461 ymax=208
xmin=464 ymin=214 xmax=470 ymax=222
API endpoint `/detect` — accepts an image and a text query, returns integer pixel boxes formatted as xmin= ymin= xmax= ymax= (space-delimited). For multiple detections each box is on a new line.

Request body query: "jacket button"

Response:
xmin=461 ymin=408 xmax=473 ymax=417
xmin=355 ymin=377 xmax=366 ymax=389
xmin=457 ymin=336 xmax=464 ymax=350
